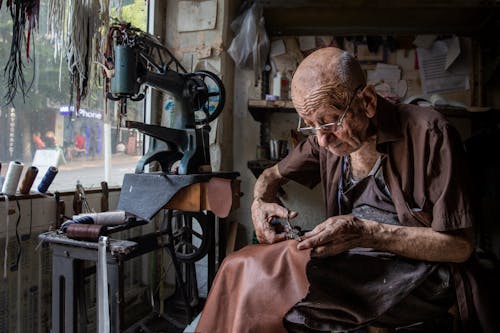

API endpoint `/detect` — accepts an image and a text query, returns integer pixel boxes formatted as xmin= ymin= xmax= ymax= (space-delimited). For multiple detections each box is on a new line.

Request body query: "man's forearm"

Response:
xmin=364 ymin=220 xmax=474 ymax=263
xmin=253 ymin=165 xmax=287 ymax=202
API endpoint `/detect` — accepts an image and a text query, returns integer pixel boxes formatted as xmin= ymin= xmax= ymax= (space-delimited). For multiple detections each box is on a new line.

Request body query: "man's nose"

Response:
xmin=316 ymin=130 xmax=332 ymax=147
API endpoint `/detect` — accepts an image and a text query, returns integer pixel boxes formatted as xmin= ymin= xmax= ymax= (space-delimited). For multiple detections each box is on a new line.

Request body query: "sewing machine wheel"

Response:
xmin=192 ymin=70 xmax=225 ymax=125
xmin=171 ymin=211 xmax=211 ymax=263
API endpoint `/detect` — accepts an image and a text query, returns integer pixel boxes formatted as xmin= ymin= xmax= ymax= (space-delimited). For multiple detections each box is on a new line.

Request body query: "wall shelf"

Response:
xmin=258 ymin=1 xmax=499 ymax=36
xmin=247 ymin=99 xmax=297 ymax=156
xmin=248 ymin=99 xmax=296 ymax=123
xmin=247 ymin=100 xmax=295 ymax=181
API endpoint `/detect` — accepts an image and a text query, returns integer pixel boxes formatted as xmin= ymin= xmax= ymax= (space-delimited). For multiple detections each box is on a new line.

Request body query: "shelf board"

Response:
xmin=259 ymin=2 xmax=499 ymax=36
xmin=248 ymin=99 xmax=296 ymax=122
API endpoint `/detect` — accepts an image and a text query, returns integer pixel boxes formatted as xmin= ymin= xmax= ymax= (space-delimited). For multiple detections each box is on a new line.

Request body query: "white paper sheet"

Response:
xmin=270 ymin=39 xmax=286 ymax=57
xmin=298 ymin=36 xmax=316 ymax=51
xmin=178 ymin=0 xmax=217 ymax=32
xmin=417 ymin=40 xmax=469 ymax=94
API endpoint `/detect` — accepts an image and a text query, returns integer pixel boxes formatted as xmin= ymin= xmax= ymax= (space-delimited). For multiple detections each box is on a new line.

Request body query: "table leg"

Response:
xmin=108 ymin=260 xmax=124 ymax=332
xmin=52 ymin=250 xmax=77 ymax=333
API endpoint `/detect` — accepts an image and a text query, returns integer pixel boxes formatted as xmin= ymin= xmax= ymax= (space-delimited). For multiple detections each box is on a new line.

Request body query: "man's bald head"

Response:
xmin=291 ymin=47 xmax=366 ymax=116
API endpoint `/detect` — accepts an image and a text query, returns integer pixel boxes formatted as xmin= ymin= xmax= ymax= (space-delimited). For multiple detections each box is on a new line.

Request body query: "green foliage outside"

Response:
xmin=0 ymin=0 xmax=147 ymax=109
xmin=0 ymin=0 xmax=147 ymax=161
xmin=119 ymin=0 xmax=147 ymax=31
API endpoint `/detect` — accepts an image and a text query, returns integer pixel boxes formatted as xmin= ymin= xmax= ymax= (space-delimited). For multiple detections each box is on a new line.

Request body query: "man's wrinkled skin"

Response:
xmin=251 ymin=47 xmax=474 ymax=263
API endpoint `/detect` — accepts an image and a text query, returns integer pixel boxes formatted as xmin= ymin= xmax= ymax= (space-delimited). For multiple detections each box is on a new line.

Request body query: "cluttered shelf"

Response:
xmin=248 ymin=98 xmax=498 ymax=121
xmin=246 ymin=99 xmax=500 ymax=179
xmin=248 ymin=99 xmax=296 ymax=122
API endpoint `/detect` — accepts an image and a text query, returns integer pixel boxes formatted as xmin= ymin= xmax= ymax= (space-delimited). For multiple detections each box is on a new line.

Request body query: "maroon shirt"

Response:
xmin=278 ymin=96 xmax=499 ymax=332
xmin=278 ymin=96 xmax=474 ymax=231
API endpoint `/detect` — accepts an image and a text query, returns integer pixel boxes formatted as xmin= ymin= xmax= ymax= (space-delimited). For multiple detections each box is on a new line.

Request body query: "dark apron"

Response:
xmin=284 ymin=157 xmax=455 ymax=332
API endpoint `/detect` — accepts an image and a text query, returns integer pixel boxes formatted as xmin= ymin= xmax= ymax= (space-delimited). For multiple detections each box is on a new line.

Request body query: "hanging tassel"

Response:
xmin=0 ymin=0 xmax=40 ymax=104
xmin=2 ymin=0 xmax=40 ymax=105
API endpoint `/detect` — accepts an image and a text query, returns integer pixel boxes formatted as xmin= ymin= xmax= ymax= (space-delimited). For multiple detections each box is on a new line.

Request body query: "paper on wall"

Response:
xmin=270 ymin=40 xmax=286 ymax=57
xmin=416 ymin=39 xmax=469 ymax=94
xmin=178 ymin=0 xmax=217 ymax=32
xmin=367 ymin=63 xmax=407 ymax=98
xmin=298 ymin=36 xmax=316 ymax=51
xmin=396 ymin=49 xmax=416 ymax=72
xmin=444 ymin=36 xmax=460 ymax=70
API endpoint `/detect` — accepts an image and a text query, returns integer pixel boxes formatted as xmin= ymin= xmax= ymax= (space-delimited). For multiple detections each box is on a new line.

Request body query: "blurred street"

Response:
xmin=50 ymin=153 xmax=141 ymax=190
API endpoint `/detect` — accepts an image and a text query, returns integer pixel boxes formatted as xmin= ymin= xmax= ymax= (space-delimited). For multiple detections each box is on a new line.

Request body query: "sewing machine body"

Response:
xmin=107 ymin=23 xmax=225 ymax=174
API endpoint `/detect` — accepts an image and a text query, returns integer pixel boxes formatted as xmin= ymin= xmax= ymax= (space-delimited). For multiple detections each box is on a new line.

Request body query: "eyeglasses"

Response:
xmin=297 ymin=85 xmax=362 ymax=136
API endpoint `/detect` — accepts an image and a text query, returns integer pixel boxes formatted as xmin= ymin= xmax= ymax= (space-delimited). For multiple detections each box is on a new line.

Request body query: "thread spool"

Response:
xmin=66 ymin=224 xmax=107 ymax=242
xmin=74 ymin=211 xmax=127 ymax=226
xmin=37 ymin=166 xmax=58 ymax=193
xmin=1 ymin=161 xmax=24 ymax=195
xmin=19 ymin=166 xmax=39 ymax=194
xmin=72 ymin=215 xmax=95 ymax=224
xmin=60 ymin=215 xmax=94 ymax=232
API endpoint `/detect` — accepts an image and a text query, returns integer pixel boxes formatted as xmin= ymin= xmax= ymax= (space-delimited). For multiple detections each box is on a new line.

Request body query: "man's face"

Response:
xmin=298 ymin=94 xmax=372 ymax=156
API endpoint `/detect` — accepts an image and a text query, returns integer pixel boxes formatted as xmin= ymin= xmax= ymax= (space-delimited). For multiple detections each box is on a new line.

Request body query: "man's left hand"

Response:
xmin=297 ymin=215 xmax=370 ymax=257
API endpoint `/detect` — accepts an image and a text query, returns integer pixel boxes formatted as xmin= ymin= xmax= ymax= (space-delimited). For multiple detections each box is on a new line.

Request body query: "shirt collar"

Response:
xmin=374 ymin=95 xmax=403 ymax=151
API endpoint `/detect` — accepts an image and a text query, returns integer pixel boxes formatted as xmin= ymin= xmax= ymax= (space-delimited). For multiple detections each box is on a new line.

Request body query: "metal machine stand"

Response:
xmin=40 ymin=211 xmax=218 ymax=332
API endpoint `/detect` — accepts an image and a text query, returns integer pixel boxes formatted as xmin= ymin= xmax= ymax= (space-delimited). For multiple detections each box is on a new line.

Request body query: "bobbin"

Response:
xmin=66 ymin=224 xmax=107 ymax=242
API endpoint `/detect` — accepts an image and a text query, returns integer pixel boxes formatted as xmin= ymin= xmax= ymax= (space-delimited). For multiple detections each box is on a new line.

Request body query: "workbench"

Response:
xmin=39 ymin=174 xmax=240 ymax=333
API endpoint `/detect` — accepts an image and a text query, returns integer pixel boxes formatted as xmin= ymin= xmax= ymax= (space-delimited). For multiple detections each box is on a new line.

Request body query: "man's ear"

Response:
xmin=361 ymin=85 xmax=377 ymax=119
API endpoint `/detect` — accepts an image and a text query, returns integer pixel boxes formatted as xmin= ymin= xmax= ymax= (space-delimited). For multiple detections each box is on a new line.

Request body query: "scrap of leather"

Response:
xmin=207 ymin=177 xmax=232 ymax=218
xmin=196 ymin=240 xmax=311 ymax=333
xmin=117 ymin=172 xmax=238 ymax=220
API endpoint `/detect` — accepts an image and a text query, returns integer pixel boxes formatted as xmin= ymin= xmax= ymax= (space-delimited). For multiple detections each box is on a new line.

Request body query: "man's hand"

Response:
xmin=251 ymin=199 xmax=298 ymax=244
xmin=297 ymin=215 xmax=370 ymax=256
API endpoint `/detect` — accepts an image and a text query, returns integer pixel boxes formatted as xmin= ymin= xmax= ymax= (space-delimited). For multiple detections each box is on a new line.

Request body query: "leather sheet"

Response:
xmin=207 ymin=177 xmax=233 ymax=218
xmin=117 ymin=172 xmax=238 ymax=220
xmin=196 ymin=240 xmax=311 ymax=333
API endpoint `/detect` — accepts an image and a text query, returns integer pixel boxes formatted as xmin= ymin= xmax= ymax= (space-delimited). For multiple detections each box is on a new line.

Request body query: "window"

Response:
xmin=0 ymin=0 xmax=148 ymax=191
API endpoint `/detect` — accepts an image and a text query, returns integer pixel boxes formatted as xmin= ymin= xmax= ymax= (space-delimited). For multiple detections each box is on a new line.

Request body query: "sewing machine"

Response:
xmin=105 ymin=20 xmax=240 ymax=251
xmin=106 ymin=22 xmax=225 ymax=175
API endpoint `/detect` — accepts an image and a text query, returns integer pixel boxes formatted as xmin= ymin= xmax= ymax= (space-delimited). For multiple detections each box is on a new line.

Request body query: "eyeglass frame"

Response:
xmin=296 ymin=85 xmax=364 ymax=136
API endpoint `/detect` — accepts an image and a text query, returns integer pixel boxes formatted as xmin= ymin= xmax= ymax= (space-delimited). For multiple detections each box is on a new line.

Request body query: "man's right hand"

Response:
xmin=251 ymin=198 xmax=298 ymax=244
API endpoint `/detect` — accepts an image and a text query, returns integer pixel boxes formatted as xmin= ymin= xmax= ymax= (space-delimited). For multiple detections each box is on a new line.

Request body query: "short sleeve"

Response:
xmin=427 ymin=123 xmax=474 ymax=231
xmin=277 ymin=136 xmax=321 ymax=189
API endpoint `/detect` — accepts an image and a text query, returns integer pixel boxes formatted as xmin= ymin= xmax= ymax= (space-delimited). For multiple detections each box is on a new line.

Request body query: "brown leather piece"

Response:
xmin=207 ymin=177 xmax=232 ymax=218
xmin=196 ymin=240 xmax=311 ymax=333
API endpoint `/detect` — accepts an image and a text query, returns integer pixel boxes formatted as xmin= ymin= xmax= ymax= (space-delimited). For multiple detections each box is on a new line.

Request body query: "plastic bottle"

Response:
xmin=280 ymin=72 xmax=290 ymax=100
xmin=272 ymin=72 xmax=282 ymax=99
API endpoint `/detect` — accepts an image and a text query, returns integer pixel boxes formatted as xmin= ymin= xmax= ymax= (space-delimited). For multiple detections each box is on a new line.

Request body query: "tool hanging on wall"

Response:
xmin=0 ymin=0 xmax=40 ymax=105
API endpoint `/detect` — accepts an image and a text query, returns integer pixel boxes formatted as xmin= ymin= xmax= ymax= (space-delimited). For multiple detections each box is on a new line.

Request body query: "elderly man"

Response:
xmin=196 ymin=47 xmax=496 ymax=333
